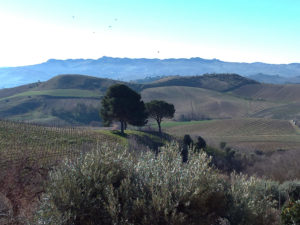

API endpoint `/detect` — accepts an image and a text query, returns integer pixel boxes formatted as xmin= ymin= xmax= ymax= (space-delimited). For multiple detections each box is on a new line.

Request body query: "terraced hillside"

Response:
xmin=163 ymin=118 xmax=300 ymax=152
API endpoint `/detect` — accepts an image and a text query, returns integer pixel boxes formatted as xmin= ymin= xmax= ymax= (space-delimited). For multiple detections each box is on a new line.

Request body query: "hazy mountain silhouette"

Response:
xmin=1 ymin=57 xmax=300 ymax=88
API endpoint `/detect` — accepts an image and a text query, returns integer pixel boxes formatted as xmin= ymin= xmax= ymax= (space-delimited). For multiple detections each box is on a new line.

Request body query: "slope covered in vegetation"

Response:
xmin=2 ymin=73 xmax=300 ymax=124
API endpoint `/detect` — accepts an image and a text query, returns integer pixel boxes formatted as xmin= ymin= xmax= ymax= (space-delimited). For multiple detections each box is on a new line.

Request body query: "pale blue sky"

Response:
xmin=0 ymin=0 xmax=299 ymax=66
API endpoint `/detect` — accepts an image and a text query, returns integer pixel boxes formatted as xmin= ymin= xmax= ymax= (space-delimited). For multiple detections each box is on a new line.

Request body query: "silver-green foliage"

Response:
xmin=228 ymin=173 xmax=279 ymax=225
xmin=34 ymin=142 xmax=278 ymax=225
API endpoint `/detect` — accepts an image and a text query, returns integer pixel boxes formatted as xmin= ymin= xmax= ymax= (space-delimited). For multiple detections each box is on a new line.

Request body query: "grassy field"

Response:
xmin=162 ymin=118 xmax=300 ymax=152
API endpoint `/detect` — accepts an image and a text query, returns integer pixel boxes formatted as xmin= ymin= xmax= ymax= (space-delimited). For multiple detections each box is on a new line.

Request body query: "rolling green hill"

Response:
xmin=2 ymin=89 xmax=102 ymax=100
xmin=1 ymin=73 xmax=300 ymax=124
xmin=0 ymin=75 xmax=125 ymax=124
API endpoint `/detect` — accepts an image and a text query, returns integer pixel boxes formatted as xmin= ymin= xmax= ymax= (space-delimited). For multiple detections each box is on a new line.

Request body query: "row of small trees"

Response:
xmin=100 ymin=84 xmax=175 ymax=134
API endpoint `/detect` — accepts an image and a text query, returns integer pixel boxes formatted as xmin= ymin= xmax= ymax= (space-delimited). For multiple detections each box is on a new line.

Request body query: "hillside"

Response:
xmin=1 ymin=73 xmax=300 ymax=124
xmin=232 ymin=83 xmax=300 ymax=102
xmin=163 ymin=118 xmax=300 ymax=152
xmin=1 ymin=119 xmax=285 ymax=225
xmin=2 ymin=57 xmax=300 ymax=88
xmin=248 ymin=73 xmax=300 ymax=84
xmin=141 ymin=86 xmax=277 ymax=120
xmin=0 ymin=75 xmax=123 ymax=124
xmin=143 ymin=73 xmax=259 ymax=92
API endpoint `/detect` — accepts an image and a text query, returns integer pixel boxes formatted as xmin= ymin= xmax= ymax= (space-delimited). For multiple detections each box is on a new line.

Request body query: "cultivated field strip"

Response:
xmin=165 ymin=118 xmax=300 ymax=152
xmin=0 ymin=120 xmax=117 ymax=168
xmin=167 ymin=118 xmax=295 ymax=136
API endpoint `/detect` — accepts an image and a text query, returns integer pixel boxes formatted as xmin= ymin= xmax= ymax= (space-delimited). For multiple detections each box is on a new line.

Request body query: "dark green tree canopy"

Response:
xmin=195 ymin=136 xmax=206 ymax=152
xmin=183 ymin=134 xmax=193 ymax=148
xmin=100 ymin=84 xmax=148 ymax=134
xmin=145 ymin=100 xmax=175 ymax=134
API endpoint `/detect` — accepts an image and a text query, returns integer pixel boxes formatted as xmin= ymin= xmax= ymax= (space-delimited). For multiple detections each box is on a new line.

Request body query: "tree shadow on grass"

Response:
xmin=111 ymin=130 xmax=128 ymax=138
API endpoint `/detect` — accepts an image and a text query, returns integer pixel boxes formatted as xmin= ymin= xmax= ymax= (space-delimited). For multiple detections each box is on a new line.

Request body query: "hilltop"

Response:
xmin=143 ymin=73 xmax=258 ymax=92
xmin=2 ymin=57 xmax=300 ymax=88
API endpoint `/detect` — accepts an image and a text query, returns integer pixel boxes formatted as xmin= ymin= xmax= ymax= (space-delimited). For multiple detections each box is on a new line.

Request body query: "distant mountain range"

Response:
xmin=1 ymin=57 xmax=300 ymax=88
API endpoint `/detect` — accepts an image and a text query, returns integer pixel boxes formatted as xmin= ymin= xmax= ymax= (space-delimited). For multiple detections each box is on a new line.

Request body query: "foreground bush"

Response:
xmin=281 ymin=200 xmax=300 ymax=224
xmin=34 ymin=142 xmax=279 ymax=225
xmin=228 ymin=174 xmax=279 ymax=225
xmin=280 ymin=180 xmax=300 ymax=202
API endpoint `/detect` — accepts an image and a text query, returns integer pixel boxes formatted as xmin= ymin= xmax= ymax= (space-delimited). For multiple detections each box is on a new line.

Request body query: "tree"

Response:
xmin=145 ymin=100 xmax=175 ymax=135
xmin=181 ymin=145 xmax=188 ymax=163
xmin=195 ymin=136 xmax=206 ymax=153
xmin=182 ymin=134 xmax=193 ymax=163
xmin=183 ymin=134 xmax=193 ymax=148
xmin=100 ymin=84 xmax=148 ymax=134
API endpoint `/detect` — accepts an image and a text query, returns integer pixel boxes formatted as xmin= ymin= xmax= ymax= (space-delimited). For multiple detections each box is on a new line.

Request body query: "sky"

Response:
xmin=0 ymin=0 xmax=300 ymax=67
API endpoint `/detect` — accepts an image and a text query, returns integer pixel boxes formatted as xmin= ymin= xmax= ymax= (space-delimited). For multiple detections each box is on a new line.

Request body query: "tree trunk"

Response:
xmin=181 ymin=145 xmax=188 ymax=163
xmin=120 ymin=121 xmax=124 ymax=135
xmin=157 ymin=120 xmax=162 ymax=135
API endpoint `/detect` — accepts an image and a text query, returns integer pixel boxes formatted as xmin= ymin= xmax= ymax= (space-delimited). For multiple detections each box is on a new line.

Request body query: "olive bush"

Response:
xmin=34 ymin=142 xmax=279 ymax=225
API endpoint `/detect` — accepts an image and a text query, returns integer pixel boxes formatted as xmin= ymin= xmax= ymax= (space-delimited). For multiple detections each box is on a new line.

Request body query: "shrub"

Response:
xmin=34 ymin=142 xmax=279 ymax=225
xmin=220 ymin=142 xmax=227 ymax=149
xmin=281 ymin=200 xmax=300 ymax=225
xmin=245 ymin=149 xmax=300 ymax=182
xmin=181 ymin=135 xmax=193 ymax=163
xmin=194 ymin=136 xmax=206 ymax=152
xmin=183 ymin=134 xmax=193 ymax=148
xmin=227 ymin=174 xmax=279 ymax=225
xmin=0 ymin=152 xmax=47 ymax=225
xmin=280 ymin=180 xmax=300 ymax=202
xmin=203 ymin=146 xmax=244 ymax=173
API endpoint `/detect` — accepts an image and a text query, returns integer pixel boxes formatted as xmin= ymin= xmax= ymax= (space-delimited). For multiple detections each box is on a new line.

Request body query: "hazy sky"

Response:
xmin=0 ymin=0 xmax=300 ymax=67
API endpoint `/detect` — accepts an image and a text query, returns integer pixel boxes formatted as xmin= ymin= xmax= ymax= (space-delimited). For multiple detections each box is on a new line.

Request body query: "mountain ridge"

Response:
xmin=1 ymin=57 xmax=300 ymax=88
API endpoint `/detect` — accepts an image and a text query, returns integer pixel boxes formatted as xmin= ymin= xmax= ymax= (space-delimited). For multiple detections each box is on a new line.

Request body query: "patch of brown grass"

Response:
xmin=0 ymin=154 xmax=49 ymax=225
xmin=246 ymin=149 xmax=300 ymax=182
